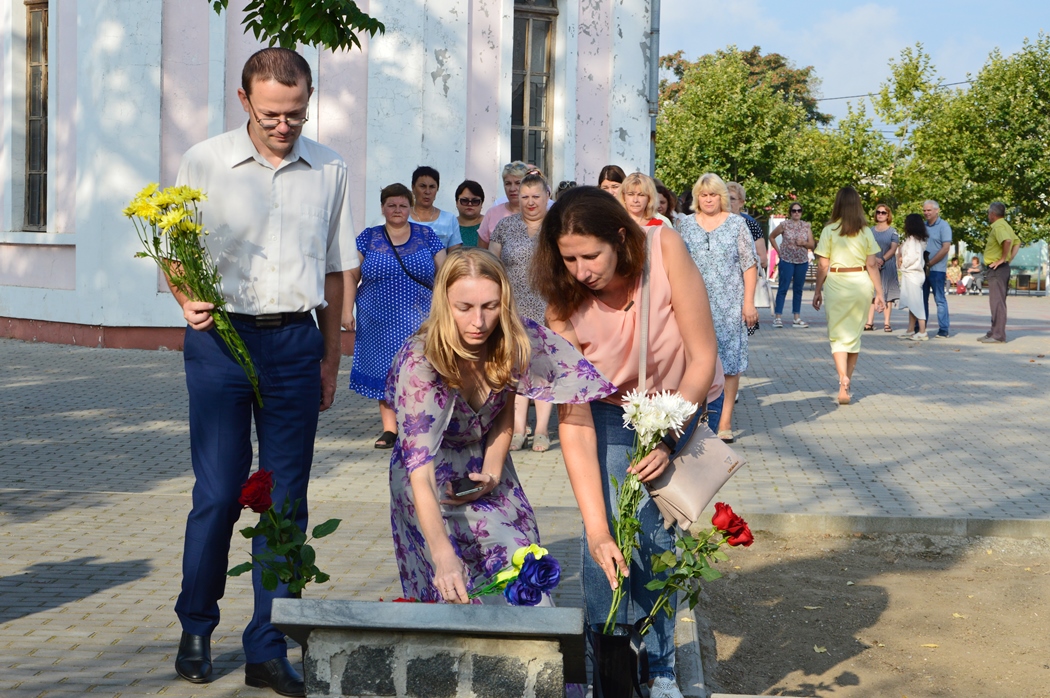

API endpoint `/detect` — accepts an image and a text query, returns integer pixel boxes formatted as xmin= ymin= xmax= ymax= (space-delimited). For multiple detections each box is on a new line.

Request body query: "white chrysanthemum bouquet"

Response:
xmin=604 ymin=389 xmax=698 ymax=634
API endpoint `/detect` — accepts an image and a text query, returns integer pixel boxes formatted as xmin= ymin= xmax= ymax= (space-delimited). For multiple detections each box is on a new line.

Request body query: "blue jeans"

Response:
xmin=775 ymin=260 xmax=808 ymax=315
xmin=705 ymin=391 xmax=725 ymax=435
xmin=176 ymin=317 xmax=323 ymax=663
xmin=583 ymin=401 xmax=677 ymax=679
xmin=913 ymin=270 xmax=949 ymax=335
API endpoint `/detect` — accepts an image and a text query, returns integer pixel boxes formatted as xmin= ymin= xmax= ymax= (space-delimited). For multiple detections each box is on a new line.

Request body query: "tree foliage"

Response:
xmin=660 ymin=47 xmax=831 ymax=124
xmin=658 ymin=37 xmax=1050 ymax=246
xmin=210 ymin=0 xmax=384 ymax=53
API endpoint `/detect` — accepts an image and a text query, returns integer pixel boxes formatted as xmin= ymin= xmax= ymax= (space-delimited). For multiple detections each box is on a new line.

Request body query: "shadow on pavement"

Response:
xmin=0 ymin=556 xmax=152 ymax=625
xmin=701 ymin=537 xmax=966 ymax=697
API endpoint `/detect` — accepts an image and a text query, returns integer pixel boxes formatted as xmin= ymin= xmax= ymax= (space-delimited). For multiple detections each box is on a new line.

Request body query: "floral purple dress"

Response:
xmin=385 ymin=319 xmax=616 ymax=602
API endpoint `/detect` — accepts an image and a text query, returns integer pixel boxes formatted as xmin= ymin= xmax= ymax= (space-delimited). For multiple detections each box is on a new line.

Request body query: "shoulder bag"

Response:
xmin=638 ymin=228 xmax=747 ymax=531
xmin=382 ymin=224 xmax=434 ymax=291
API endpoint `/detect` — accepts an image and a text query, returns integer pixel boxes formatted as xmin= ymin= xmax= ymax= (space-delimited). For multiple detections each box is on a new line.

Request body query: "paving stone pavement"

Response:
xmin=0 ymin=293 xmax=1047 ymax=696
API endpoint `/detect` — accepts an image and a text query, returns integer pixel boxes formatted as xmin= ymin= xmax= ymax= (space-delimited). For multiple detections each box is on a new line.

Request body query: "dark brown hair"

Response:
xmin=903 ymin=213 xmax=928 ymax=242
xmin=828 ymin=186 xmax=868 ymax=237
xmin=597 ymin=165 xmax=626 ymax=186
xmin=242 ymin=48 xmax=312 ymax=95
xmin=530 ymin=186 xmax=647 ymax=321
xmin=380 ymin=182 xmax=414 ymax=206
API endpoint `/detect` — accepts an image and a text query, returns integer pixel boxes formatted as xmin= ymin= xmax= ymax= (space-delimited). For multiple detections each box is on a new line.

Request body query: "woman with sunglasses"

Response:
xmin=454 ymin=180 xmax=485 ymax=247
xmin=769 ymin=203 xmax=815 ymax=328
xmin=865 ymin=205 xmax=900 ymax=332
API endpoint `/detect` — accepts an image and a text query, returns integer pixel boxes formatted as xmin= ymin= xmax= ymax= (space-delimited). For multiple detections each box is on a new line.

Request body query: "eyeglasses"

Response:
xmin=458 ymin=197 xmax=482 ymax=206
xmin=247 ymin=98 xmax=309 ymax=129
xmin=789 ymin=208 xmax=802 ymax=214
xmin=875 ymin=210 xmax=888 ymax=216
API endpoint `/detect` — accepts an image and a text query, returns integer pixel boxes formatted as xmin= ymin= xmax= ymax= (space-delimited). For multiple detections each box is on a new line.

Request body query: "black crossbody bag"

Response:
xmin=382 ymin=225 xmax=434 ymax=291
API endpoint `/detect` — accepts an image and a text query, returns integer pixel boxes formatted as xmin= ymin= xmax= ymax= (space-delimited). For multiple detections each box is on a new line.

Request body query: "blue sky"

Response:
xmin=659 ymin=0 xmax=1050 ymax=125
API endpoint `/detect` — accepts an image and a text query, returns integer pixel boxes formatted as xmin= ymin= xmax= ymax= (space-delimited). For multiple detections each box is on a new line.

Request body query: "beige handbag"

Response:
xmin=638 ymin=228 xmax=747 ymax=531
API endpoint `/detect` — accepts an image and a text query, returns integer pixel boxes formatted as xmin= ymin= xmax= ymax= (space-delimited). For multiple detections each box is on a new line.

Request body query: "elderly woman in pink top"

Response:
xmin=532 ymin=186 xmax=719 ymax=698
xmin=477 ymin=161 xmax=530 ymax=249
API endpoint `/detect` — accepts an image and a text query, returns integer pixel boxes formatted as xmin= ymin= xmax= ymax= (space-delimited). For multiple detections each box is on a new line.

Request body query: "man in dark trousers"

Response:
xmin=978 ymin=202 xmax=1021 ymax=343
xmin=170 ymin=47 xmax=356 ymax=697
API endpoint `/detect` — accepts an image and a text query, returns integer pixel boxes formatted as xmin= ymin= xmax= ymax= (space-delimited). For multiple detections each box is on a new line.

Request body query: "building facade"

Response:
xmin=0 ymin=0 xmax=657 ymax=345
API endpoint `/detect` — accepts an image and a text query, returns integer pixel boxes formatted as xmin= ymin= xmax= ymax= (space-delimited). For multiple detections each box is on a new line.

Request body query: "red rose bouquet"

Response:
xmin=639 ymin=502 xmax=753 ymax=636
xmin=227 ymin=469 xmax=341 ymax=594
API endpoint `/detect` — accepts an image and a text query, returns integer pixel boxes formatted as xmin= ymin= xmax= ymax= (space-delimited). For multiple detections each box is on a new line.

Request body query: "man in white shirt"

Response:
xmin=171 ymin=48 xmax=356 ymax=697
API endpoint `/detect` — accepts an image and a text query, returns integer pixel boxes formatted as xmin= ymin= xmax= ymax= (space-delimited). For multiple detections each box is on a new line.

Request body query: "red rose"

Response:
xmin=239 ymin=469 xmax=274 ymax=513
xmin=726 ymin=523 xmax=754 ymax=547
xmin=711 ymin=502 xmax=734 ymax=531
xmin=712 ymin=502 xmax=744 ymax=533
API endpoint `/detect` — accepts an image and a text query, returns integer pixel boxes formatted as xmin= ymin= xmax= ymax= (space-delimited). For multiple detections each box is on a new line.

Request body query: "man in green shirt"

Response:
xmin=978 ymin=202 xmax=1021 ymax=343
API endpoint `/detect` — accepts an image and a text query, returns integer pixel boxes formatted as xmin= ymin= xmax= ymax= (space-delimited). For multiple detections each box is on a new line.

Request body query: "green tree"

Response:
xmin=655 ymin=49 xmax=811 ymax=212
xmin=794 ymin=104 xmax=893 ymax=226
xmin=661 ymin=46 xmax=831 ymax=124
xmin=936 ymin=34 xmax=1050 ymax=245
xmin=210 ymin=0 xmax=384 ymax=52
xmin=877 ymin=36 xmax=1050 ymax=246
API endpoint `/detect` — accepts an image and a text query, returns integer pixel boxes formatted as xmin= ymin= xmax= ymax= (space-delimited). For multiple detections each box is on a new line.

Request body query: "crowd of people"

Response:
xmin=167 ymin=47 xmax=1025 ymax=698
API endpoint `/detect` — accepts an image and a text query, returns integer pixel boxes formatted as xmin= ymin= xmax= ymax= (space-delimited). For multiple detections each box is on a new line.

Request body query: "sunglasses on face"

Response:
xmin=458 ymin=197 xmax=482 ymax=206
xmin=790 ymin=208 xmax=802 ymax=214
xmin=876 ymin=210 xmax=888 ymax=215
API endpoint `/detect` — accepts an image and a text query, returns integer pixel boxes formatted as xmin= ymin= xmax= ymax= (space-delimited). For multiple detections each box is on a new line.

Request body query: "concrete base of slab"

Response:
xmin=742 ymin=512 xmax=1050 ymax=539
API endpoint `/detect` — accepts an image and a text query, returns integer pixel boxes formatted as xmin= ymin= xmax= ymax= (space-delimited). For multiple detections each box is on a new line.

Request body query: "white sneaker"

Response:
xmin=772 ymin=317 xmax=783 ymax=328
xmin=897 ymin=331 xmax=915 ymax=340
xmin=792 ymin=318 xmax=808 ymax=328
xmin=650 ymin=676 xmax=684 ymax=698
xmin=908 ymin=332 xmax=929 ymax=341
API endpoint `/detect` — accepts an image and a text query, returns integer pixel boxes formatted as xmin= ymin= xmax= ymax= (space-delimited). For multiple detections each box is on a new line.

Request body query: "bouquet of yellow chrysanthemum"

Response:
xmin=124 ymin=183 xmax=262 ymax=406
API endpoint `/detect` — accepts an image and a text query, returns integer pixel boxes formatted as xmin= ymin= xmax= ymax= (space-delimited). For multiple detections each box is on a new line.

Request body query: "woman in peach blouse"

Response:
xmin=532 ymin=186 xmax=719 ymax=696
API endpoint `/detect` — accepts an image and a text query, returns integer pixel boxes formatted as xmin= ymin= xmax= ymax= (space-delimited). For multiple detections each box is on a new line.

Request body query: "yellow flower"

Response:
xmin=511 ymin=544 xmax=548 ymax=568
xmin=157 ymin=206 xmax=190 ymax=232
xmin=493 ymin=568 xmax=519 ymax=586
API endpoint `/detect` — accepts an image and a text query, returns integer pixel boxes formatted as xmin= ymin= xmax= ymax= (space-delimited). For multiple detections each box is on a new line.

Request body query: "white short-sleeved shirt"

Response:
xmin=408 ymin=208 xmax=462 ymax=249
xmin=175 ymin=123 xmax=358 ymax=315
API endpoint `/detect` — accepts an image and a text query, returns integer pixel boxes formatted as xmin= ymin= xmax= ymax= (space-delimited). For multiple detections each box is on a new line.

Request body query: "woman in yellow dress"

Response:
xmin=812 ymin=187 xmax=885 ymax=405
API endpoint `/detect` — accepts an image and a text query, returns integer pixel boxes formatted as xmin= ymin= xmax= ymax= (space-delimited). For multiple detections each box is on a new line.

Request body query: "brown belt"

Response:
xmin=829 ymin=267 xmax=865 ymax=273
xmin=227 ymin=311 xmax=313 ymax=328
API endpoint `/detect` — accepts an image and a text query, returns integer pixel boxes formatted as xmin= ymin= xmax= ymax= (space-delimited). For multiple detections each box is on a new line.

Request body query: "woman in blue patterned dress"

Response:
xmin=386 ymin=248 xmax=620 ymax=602
xmin=345 ymin=183 xmax=447 ymax=449
xmin=677 ymin=173 xmax=758 ymax=443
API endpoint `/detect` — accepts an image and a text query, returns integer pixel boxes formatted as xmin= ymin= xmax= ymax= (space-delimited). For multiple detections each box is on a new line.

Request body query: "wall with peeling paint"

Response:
xmin=0 ymin=0 xmax=654 ymax=328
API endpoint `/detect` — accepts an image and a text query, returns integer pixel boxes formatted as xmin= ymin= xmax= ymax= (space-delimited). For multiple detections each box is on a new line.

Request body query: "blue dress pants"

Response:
xmin=583 ymin=401 xmax=677 ymax=680
xmin=775 ymin=260 xmax=809 ymax=315
xmin=175 ymin=316 xmax=323 ymax=663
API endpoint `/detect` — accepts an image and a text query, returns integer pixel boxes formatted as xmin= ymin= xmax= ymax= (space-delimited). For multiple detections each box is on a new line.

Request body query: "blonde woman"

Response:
xmin=386 ymin=248 xmax=619 ymax=603
xmin=677 ymin=173 xmax=758 ymax=443
xmin=489 ymin=174 xmax=555 ymax=451
xmin=617 ymin=172 xmax=673 ymax=229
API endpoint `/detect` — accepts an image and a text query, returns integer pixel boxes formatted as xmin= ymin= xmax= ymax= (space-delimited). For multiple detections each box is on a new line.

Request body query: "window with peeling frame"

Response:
xmin=511 ymin=0 xmax=556 ymax=177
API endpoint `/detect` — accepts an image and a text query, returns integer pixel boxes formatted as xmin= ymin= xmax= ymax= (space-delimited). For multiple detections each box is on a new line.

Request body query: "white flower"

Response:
xmin=621 ymin=389 xmax=698 ymax=445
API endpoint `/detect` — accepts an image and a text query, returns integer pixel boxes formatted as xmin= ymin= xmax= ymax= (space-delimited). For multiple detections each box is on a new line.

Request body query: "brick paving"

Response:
xmin=0 ymin=292 xmax=1047 ymax=696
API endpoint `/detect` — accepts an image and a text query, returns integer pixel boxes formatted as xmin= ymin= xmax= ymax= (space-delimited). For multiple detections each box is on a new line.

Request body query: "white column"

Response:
xmin=551 ymin=0 xmax=579 ymax=186
xmin=608 ymin=0 xmax=652 ymax=174
xmin=421 ymin=0 xmax=469 ymax=212
xmin=75 ymin=0 xmax=180 ymax=326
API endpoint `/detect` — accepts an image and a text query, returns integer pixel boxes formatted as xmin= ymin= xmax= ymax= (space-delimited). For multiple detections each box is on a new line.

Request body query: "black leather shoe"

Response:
xmin=175 ymin=631 xmax=212 ymax=683
xmin=245 ymin=657 xmax=305 ymax=697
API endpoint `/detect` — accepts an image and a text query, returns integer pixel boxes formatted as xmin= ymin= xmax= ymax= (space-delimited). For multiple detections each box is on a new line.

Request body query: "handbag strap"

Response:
xmin=637 ymin=227 xmax=655 ymax=391
xmin=382 ymin=224 xmax=434 ymax=291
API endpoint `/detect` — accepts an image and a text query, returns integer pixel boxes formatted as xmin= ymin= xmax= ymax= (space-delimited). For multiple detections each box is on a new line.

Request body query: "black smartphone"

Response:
xmin=451 ymin=477 xmax=483 ymax=498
